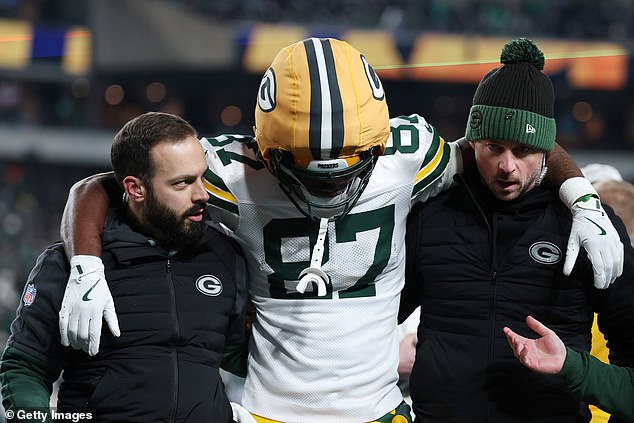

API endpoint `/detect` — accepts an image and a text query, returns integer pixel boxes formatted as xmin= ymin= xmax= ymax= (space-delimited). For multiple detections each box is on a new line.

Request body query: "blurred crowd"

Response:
xmin=176 ymin=0 xmax=634 ymax=43
xmin=2 ymin=0 xmax=634 ymax=44
xmin=0 ymin=160 xmax=107 ymax=345
xmin=0 ymin=0 xmax=633 ymax=145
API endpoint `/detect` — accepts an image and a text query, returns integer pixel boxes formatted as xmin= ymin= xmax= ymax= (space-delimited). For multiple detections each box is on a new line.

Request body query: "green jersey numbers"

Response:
xmin=384 ymin=116 xmax=451 ymax=199
xmin=263 ymin=205 xmax=395 ymax=299
xmin=384 ymin=115 xmax=427 ymax=156
xmin=202 ymin=134 xmax=264 ymax=170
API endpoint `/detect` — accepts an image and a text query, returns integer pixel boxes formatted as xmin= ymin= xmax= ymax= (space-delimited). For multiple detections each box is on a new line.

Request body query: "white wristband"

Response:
xmin=70 ymin=255 xmax=102 ymax=267
xmin=559 ymin=177 xmax=599 ymax=210
xmin=70 ymin=255 xmax=104 ymax=270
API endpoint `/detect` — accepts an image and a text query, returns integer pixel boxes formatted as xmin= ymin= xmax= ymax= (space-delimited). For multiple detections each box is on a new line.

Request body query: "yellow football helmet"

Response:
xmin=255 ymin=37 xmax=390 ymax=220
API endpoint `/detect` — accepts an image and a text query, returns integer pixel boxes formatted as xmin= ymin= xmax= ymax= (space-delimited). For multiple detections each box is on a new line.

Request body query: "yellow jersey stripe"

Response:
xmin=203 ymin=178 xmax=237 ymax=205
xmin=415 ymin=137 xmax=445 ymax=184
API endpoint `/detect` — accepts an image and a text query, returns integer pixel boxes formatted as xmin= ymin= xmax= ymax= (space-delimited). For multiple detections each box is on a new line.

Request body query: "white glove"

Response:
xmin=59 ymin=255 xmax=120 ymax=356
xmin=230 ymin=403 xmax=257 ymax=423
xmin=560 ymin=177 xmax=624 ymax=289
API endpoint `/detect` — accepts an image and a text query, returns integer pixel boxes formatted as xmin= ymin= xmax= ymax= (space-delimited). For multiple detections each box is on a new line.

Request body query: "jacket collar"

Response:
xmin=101 ymin=207 xmax=212 ymax=261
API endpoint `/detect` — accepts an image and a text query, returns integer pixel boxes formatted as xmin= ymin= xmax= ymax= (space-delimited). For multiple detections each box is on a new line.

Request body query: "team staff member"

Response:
xmin=399 ymin=38 xmax=634 ymax=422
xmin=505 ymin=167 xmax=634 ymax=422
xmin=0 ymin=112 xmax=249 ymax=422
xmin=57 ymin=39 xmax=622 ymax=422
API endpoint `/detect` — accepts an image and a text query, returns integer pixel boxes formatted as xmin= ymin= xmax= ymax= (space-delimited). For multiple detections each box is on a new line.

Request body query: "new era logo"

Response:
xmin=526 ymin=123 xmax=536 ymax=134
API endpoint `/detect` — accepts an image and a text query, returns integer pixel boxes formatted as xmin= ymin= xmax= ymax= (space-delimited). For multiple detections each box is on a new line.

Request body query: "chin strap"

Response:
xmin=297 ymin=217 xmax=330 ymax=296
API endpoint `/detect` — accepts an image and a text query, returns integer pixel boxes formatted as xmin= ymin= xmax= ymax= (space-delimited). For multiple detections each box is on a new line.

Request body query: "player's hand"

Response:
xmin=59 ymin=255 xmax=120 ymax=356
xmin=230 ymin=403 xmax=257 ymax=423
xmin=564 ymin=195 xmax=624 ymax=289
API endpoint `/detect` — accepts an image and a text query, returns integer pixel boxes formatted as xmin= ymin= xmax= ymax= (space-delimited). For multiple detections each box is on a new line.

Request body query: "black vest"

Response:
xmin=401 ymin=174 xmax=634 ymax=422
xmin=57 ymin=210 xmax=246 ymax=422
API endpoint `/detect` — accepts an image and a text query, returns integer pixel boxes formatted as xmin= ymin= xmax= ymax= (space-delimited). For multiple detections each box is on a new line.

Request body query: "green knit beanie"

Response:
xmin=465 ymin=38 xmax=556 ymax=152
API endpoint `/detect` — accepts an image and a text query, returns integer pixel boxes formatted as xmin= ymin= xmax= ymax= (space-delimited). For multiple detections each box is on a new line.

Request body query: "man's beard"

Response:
xmin=144 ymin=189 xmax=206 ymax=250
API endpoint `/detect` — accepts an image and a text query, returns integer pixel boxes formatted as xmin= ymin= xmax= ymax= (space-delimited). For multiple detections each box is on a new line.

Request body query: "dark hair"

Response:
xmin=110 ymin=112 xmax=197 ymax=187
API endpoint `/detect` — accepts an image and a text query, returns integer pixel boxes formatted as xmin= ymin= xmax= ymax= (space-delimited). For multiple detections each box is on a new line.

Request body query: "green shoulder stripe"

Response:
xmin=412 ymin=136 xmax=450 ymax=195
xmin=203 ymin=169 xmax=239 ymax=215
xmin=420 ymin=127 xmax=441 ymax=169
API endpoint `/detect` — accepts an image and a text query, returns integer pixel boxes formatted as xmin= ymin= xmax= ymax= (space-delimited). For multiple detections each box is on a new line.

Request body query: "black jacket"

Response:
xmin=399 ymin=173 xmax=634 ymax=423
xmin=1 ymin=209 xmax=248 ymax=423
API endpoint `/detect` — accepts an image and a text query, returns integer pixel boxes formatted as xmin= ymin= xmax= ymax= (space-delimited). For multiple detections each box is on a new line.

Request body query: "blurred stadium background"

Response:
xmin=0 ymin=0 xmax=633 ymax=351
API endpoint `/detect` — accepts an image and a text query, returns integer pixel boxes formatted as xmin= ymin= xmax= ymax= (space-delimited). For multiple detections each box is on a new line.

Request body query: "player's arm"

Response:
xmin=406 ymin=116 xmax=463 ymax=204
xmin=543 ymin=143 xmax=584 ymax=188
xmin=61 ymin=172 xmax=119 ymax=256
xmin=545 ymin=144 xmax=623 ymax=289
xmin=59 ymin=172 xmax=121 ymax=356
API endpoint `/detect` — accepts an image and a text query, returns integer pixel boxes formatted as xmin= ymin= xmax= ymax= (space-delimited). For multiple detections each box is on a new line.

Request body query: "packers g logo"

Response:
xmin=258 ymin=67 xmax=276 ymax=112
xmin=470 ymin=110 xmax=482 ymax=130
xmin=361 ymin=55 xmax=384 ymax=101
xmin=196 ymin=275 xmax=223 ymax=296
xmin=529 ymin=241 xmax=562 ymax=265
xmin=469 ymin=110 xmax=482 ymax=139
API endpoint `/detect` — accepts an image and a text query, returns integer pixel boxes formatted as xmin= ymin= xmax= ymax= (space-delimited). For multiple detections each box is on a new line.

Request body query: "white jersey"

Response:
xmin=200 ymin=114 xmax=461 ymax=422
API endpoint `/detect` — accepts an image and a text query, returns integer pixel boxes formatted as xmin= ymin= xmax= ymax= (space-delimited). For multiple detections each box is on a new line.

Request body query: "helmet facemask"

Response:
xmin=270 ymin=147 xmax=380 ymax=221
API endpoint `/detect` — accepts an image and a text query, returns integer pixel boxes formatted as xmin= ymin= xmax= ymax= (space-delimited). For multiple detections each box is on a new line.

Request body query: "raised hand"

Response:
xmin=503 ymin=315 xmax=566 ymax=374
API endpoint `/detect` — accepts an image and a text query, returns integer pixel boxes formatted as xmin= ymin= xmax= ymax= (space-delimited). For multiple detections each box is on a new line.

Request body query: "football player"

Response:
xmin=58 ymin=38 xmax=623 ymax=422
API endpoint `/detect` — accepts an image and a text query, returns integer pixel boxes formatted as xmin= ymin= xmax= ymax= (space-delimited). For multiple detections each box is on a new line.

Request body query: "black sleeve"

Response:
xmin=1 ymin=244 xmax=68 ymax=413
xmin=6 ymin=243 xmax=68 ymax=371
xmin=399 ymin=202 xmax=424 ymax=324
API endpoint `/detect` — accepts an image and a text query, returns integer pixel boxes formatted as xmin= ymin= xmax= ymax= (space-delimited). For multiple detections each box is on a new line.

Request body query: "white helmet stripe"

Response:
xmin=305 ymin=38 xmax=344 ymax=160
xmin=312 ymin=38 xmax=333 ymax=157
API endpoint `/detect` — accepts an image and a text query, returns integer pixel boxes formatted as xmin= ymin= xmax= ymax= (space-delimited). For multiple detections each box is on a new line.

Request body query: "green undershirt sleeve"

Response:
xmin=1 ymin=346 xmax=55 ymax=416
xmin=561 ymin=347 xmax=634 ymax=421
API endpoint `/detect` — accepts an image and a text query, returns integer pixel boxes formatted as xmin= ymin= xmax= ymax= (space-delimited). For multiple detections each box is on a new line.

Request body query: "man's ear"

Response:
xmin=122 ymin=176 xmax=145 ymax=202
